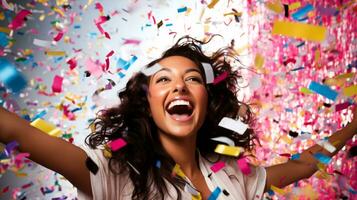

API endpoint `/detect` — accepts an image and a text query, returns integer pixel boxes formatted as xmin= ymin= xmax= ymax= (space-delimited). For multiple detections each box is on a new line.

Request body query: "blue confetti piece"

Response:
xmin=117 ymin=56 xmax=137 ymax=70
xmin=32 ymin=110 xmax=47 ymax=121
xmin=267 ymin=189 xmax=275 ymax=196
xmin=155 ymin=160 xmax=161 ymax=168
xmin=208 ymin=187 xmax=221 ymax=200
xmin=313 ymin=152 xmax=331 ymax=164
xmin=177 ymin=7 xmax=187 ymax=13
xmin=292 ymin=4 xmax=314 ymax=20
xmin=118 ymin=72 xmax=125 ymax=78
xmin=71 ymin=107 xmax=82 ymax=113
xmin=285 ymin=108 xmax=293 ymax=112
xmin=165 ymin=23 xmax=173 ymax=27
xmin=0 ymin=32 xmax=9 ymax=47
xmin=0 ymin=58 xmax=27 ymax=93
xmin=74 ymin=25 xmax=81 ymax=29
xmin=308 ymin=81 xmax=338 ymax=101
xmin=291 ymin=153 xmax=300 ymax=160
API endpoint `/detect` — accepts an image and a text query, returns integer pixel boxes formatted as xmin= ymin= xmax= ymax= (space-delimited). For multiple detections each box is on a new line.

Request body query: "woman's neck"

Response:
xmin=159 ymin=133 xmax=199 ymax=179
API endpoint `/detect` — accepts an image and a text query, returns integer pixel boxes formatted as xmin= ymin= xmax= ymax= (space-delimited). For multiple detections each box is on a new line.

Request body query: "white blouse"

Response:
xmin=77 ymin=145 xmax=266 ymax=200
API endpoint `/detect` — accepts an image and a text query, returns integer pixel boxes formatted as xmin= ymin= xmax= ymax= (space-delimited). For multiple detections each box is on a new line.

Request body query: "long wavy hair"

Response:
xmin=85 ymin=35 xmax=258 ymax=200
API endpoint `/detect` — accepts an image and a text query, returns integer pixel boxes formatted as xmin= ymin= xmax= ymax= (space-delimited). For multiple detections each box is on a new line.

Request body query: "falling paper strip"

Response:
xmin=214 ymin=144 xmax=243 ymax=157
xmin=218 ymin=117 xmax=248 ymax=135
xmin=0 ymin=58 xmax=27 ymax=93
xmin=207 ymin=187 xmax=221 ymax=200
xmin=30 ymin=118 xmax=62 ymax=137
xmin=308 ymin=81 xmax=338 ymax=101
xmin=201 ymin=63 xmax=214 ymax=84
xmin=291 ymin=4 xmax=313 ymax=21
xmin=313 ymin=152 xmax=332 ymax=164
xmin=210 ymin=136 xmax=235 ymax=146
xmin=33 ymin=38 xmax=52 ymax=48
xmin=210 ymin=161 xmax=226 ymax=173
xmin=237 ymin=157 xmax=251 ymax=175
xmin=141 ymin=63 xmax=162 ymax=76
xmin=52 ymin=75 xmax=63 ymax=93
xmin=272 ymin=20 xmax=327 ymax=42
xmin=108 ymin=138 xmax=127 ymax=151
xmin=342 ymin=85 xmax=357 ymax=97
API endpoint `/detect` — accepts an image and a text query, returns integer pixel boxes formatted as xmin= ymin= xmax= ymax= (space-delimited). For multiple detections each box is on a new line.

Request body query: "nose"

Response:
xmin=173 ymin=78 xmax=187 ymax=93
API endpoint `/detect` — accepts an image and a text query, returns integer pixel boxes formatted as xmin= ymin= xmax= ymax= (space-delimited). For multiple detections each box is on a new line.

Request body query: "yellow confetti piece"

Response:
xmin=314 ymin=49 xmax=320 ymax=63
xmin=223 ymin=12 xmax=242 ymax=17
xmin=56 ymin=0 xmax=68 ymax=6
xmin=342 ymin=85 xmax=357 ymax=97
xmin=45 ymin=51 xmax=66 ymax=56
xmin=254 ymin=53 xmax=264 ymax=69
xmin=15 ymin=172 xmax=28 ymax=177
xmin=266 ymin=1 xmax=283 ymax=13
xmin=214 ymin=144 xmax=243 ymax=157
xmin=185 ymin=8 xmax=192 ymax=16
xmin=53 ymin=7 xmax=65 ymax=17
xmin=172 ymin=164 xmax=186 ymax=178
xmin=289 ymin=2 xmax=301 ymax=10
xmin=335 ymin=72 xmax=355 ymax=80
xmin=271 ymin=185 xmax=287 ymax=195
xmin=192 ymin=193 xmax=202 ymax=200
xmin=300 ymin=87 xmax=313 ymax=94
xmin=272 ymin=20 xmax=327 ymax=42
xmin=30 ymin=118 xmax=62 ymax=137
xmin=0 ymin=12 xmax=4 ymax=20
xmin=207 ymin=0 xmax=219 ymax=9
xmin=315 ymin=170 xmax=330 ymax=179
xmin=0 ymin=27 xmax=11 ymax=34
xmin=39 ymin=14 xmax=46 ymax=21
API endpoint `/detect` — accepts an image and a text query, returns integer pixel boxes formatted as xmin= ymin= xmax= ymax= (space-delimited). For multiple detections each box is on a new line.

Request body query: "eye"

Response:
xmin=156 ymin=77 xmax=170 ymax=83
xmin=186 ymin=76 xmax=203 ymax=83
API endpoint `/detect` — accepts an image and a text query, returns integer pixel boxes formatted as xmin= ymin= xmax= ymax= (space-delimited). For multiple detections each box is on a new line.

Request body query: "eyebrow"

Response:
xmin=154 ymin=67 xmax=203 ymax=76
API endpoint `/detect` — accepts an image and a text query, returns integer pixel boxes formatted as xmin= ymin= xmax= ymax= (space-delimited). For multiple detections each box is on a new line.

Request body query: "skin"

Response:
xmin=147 ymin=56 xmax=211 ymax=199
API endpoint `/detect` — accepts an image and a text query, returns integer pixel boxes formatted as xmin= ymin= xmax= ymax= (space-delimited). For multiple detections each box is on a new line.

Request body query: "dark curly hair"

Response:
xmin=85 ymin=35 xmax=258 ymax=200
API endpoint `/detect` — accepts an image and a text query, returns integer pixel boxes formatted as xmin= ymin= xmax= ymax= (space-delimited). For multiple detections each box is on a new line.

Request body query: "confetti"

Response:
xmin=313 ymin=152 xmax=332 ymax=164
xmin=30 ymin=118 xmax=62 ymax=137
xmin=218 ymin=117 xmax=249 ymax=135
xmin=8 ymin=10 xmax=32 ymax=30
xmin=0 ymin=58 xmax=27 ymax=93
xmin=308 ymin=81 xmax=338 ymax=101
xmin=207 ymin=187 xmax=221 ymax=200
xmin=108 ymin=138 xmax=127 ymax=151
xmin=236 ymin=157 xmax=251 ymax=175
xmin=141 ymin=63 xmax=162 ymax=76
xmin=272 ymin=20 xmax=327 ymax=42
xmin=51 ymin=75 xmax=63 ymax=93
xmin=210 ymin=161 xmax=226 ymax=173
xmin=201 ymin=63 xmax=214 ymax=84
xmin=291 ymin=4 xmax=313 ymax=21
xmin=214 ymin=144 xmax=243 ymax=157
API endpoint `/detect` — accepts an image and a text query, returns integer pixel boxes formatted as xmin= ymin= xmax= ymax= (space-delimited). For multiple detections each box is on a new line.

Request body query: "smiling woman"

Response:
xmin=83 ymin=36 xmax=261 ymax=199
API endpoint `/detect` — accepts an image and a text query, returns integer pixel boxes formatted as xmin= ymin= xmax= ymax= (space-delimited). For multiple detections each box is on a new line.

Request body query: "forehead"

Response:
xmin=158 ymin=56 xmax=199 ymax=70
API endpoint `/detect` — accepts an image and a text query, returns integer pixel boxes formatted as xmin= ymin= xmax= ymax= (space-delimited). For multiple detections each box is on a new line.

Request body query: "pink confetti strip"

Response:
xmin=8 ymin=10 xmax=32 ymax=30
xmin=66 ymin=57 xmax=77 ymax=70
xmin=213 ymin=71 xmax=228 ymax=85
xmin=108 ymin=138 xmax=127 ymax=151
xmin=53 ymin=31 xmax=64 ymax=42
xmin=335 ymin=102 xmax=351 ymax=112
xmin=51 ymin=75 xmax=63 ymax=93
xmin=237 ymin=157 xmax=251 ymax=175
xmin=123 ymin=39 xmax=141 ymax=45
xmin=210 ymin=161 xmax=226 ymax=173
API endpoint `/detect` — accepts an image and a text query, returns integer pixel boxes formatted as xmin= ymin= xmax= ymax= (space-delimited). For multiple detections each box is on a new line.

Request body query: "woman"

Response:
xmin=0 ymin=36 xmax=356 ymax=200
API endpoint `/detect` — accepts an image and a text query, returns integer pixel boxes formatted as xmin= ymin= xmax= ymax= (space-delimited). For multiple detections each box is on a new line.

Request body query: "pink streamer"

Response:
xmin=108 ymin=138 xmax=127 ymax=151
xmin=52 ymin=75 xmax=63 ymax=93
xmin=210 ymin=161 xmax=226 ymax=173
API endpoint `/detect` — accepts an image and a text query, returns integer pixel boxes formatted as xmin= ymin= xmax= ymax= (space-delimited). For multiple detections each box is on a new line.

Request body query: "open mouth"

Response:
xmin=166 ymin=99 xmax=194 ymax=121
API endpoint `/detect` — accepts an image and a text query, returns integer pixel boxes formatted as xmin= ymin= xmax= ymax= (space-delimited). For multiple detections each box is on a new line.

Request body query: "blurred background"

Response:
xmin=0 ymin=0 xmax=356 ymax=199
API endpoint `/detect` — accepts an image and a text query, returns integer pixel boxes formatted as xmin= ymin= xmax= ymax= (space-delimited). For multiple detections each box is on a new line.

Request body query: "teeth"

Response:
xmin=167 ymin=100 xmax=191 ymax=110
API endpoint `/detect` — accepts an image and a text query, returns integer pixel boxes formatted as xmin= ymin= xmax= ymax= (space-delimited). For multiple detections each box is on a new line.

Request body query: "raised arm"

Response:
xmin=0 ymin=106 xmax=92 ymax=196
xmin=265 ymin=108 xmax=357 ymax=192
